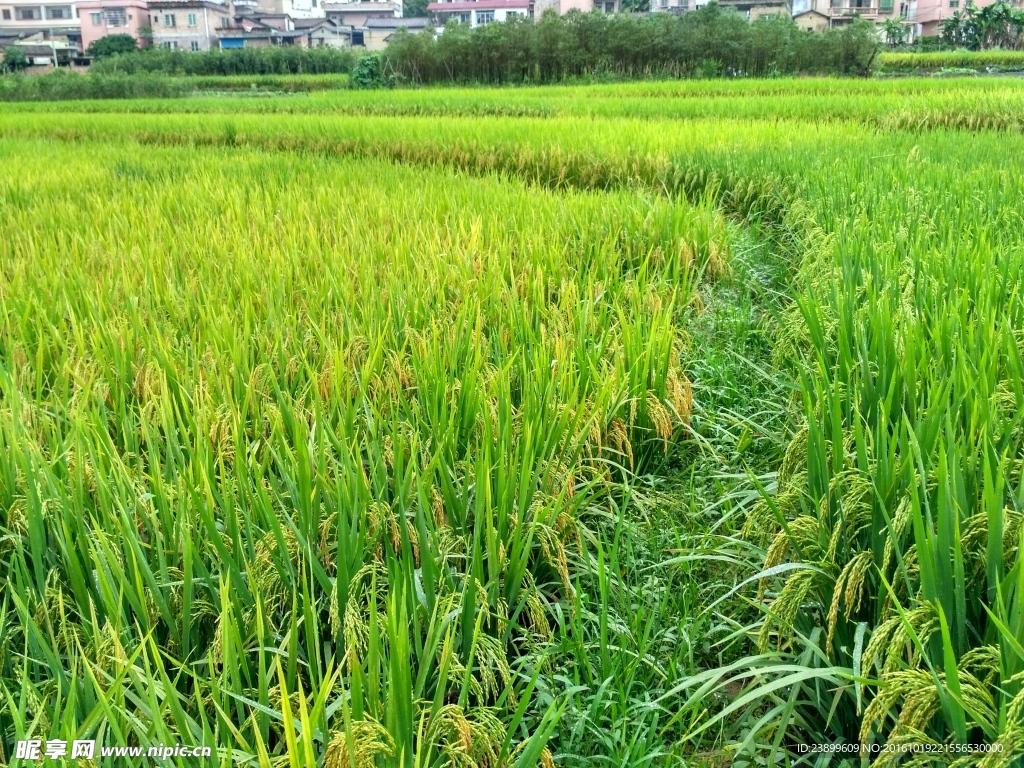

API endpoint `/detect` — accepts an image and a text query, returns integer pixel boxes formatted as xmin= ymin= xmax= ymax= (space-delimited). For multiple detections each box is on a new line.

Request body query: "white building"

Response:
xmin=426 ymin=0 xmax=530 ymax=26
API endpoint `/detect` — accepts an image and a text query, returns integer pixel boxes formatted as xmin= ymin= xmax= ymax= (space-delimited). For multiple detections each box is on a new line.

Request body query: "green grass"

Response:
xmin=189 ymin=74 xmax=351 ymax=92
xmin=4 ymin=80 xmax=1024 ymax=766
xmin=879 ymin=49 xmax=1024 ymax=72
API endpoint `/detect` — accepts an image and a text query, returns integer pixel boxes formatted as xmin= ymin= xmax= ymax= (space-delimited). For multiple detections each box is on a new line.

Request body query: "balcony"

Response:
xmin=828 ymin=3 xmax=888 ymax=15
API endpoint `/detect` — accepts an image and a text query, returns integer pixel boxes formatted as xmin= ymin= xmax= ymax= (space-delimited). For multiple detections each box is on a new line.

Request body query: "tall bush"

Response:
xmin=90 ymin=45 xmax=356 ymax=76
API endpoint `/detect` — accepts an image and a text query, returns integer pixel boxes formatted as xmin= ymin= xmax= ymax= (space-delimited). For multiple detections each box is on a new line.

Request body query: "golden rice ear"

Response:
xmin=605 ymin=417 xmax=634 ymax=472
xmin=825 ymin=549 xmax=872 ymax=652
xmin=324 ymin=718 xmax=394 ymax=768
xmin=645 ymin=391 xmax=673 ymax=452
xmin=666 ymin=365 xmax=693 ymax=426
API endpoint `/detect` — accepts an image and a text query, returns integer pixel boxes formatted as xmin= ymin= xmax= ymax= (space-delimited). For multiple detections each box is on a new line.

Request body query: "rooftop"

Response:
xmin=292 ymin=15 xmax=338 ymax=27
xmin=16 ymin=44 xmax=58 ymax=55
xmin=148 ymin=0 xmax=231 ymax=8
xmin=364 ymin=15 xmax=429 ymax=26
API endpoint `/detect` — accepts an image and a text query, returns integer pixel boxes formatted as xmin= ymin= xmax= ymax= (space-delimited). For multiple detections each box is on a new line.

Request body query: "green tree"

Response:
xmin=2 ymin=46 xmax=28 ymax=72
xmin=941 ymin=11 xmax=969 ymax=46
xmin=620 ymin=0 xmax=651 ymax=12
xmin=87 ymin=34 xmax=139 ymax=59
xmin=351 ymin=52 xmax=385 ymax=88
xmin=403 ymin=0 xmax=429 ymax=17
xmin=944 ymin=2 xmax=1024 ymax=49
xmin=882 ymin=16 xmax=908 ymax=46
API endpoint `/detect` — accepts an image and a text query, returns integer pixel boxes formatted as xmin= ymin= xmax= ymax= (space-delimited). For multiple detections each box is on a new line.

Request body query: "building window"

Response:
xmin=458 ymin=11 xmax=470 ymax=21
xmin=104 ymin=7 xmax=126 ymax=24
xmin=187 ymin=12 xmax=196 ymax=24
xmin=351 ymin=28 xmax=364 ymax=44
xmin=161 ymin=40 xmax=178 ymax=48
xmin=948 ymin=0 xmax=958 ymax=6
xmin=164 ymin=13 xmax=175 ymax=25
xmin=476 ymin=8 xmax=493 ymax=22
xmin=190 ymin=39 xmax=200 ymax=50
xmin=603 ymin=1 xmax=615 ymax=10
xmin=46 ymin=5 xmax=71 ymax=18
xmin=17 ymin=7 xmax=38 ymax=19
xmin=91 ymin=11 xmax=101 ymax=23
xmin=2 ymin=9 xmax=11 ymax=19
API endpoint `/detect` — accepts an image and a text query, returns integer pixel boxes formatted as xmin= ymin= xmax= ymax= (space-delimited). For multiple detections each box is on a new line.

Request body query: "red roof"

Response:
xmin=427 ymin=0 xmax=529 ymax=10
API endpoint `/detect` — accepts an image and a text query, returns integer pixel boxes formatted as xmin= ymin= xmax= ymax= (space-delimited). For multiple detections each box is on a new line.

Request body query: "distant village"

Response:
xmin=1 ymin=0 xmax=975 ymax=68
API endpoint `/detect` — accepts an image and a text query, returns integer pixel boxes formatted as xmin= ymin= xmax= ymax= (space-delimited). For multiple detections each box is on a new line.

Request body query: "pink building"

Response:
xmin=906 ymin=0 xmax=1001 ymax=36
xmin=77 ymin=0 xmax=149 ymax=50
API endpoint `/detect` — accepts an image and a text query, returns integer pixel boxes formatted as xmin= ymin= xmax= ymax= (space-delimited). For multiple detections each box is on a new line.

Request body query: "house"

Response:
xmin=216 ymin=13 xmax=310 ymax=43
xmin=792 ymin=6 xmax=827 ymax=29
xmin=362 ymin=14 xmax=424 ymax=47
xmin=148 ymin=0 xmax=233 ymax=49
xmin=904 ymin=0 xmax=1001 ymax=36
xmin=251 ymin=0 xmax=324 ymax=21
xmin=6 ymin=30 xmax=79 ymax=61
xmin=426 ymin=0 xmax=530 ymax=27
xmin=323 ymin=0 xmax=398 ymax=27
xmin=16 ymin=40 xmax=57 ymax=60
xmin=0 ymin=0 xmax=81 ymax=49
xmin=791 ymin=0 xmax=909 ymax=32
xmin=77 ymin=0 xmax=149 ymax=51
xmin=714 ymin=0 xmax=789 ymax=20
xmin=292 ymin=14 xmax=349 ymax=44
xmin=649 ymin=0 xmax=688 ymax=12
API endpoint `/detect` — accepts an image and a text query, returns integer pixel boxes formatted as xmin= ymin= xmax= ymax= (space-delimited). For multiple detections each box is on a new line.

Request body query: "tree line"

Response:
xmin=941 ymin=1 xmax=1024 ymax=49
xmin=89 ymin=45 xmax=357 ymax=76
xmin=381 ymin=6 xmax=880 ymax=84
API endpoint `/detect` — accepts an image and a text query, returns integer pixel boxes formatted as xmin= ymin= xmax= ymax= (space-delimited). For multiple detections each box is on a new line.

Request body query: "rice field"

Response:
xmin=2 ymin=79 xmax=1024 ymax=766
xmin=7 ymin=77 xmax=1024 ymax=132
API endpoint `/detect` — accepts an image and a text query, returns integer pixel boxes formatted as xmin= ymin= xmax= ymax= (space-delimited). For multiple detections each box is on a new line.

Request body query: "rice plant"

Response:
xmin=0 ymin=138 xmax=731 ymax=765
xmin=4 ymin=79 xmax=1024 ymax=765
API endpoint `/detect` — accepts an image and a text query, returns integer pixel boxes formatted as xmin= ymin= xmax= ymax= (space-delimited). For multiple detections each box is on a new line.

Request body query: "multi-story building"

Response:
xmin=533 ymin=0 xmax=621 ymax=13
xmin=429 ymin=0 xmax=618 ymax=23
xmin=712 ymin=0 xmax=790 ymax=20
xmin=649 ymin=0 xmax=688 ymax=12
xmin=426 ymin=0 xmax=529 ymax=26
xmin=0 ymin=0 xmax=80 ymax=46
xmin=252 ymin=0 xmax=323 ymax=21
xmin=148 ymin=0 xmax=232 ymax=49
xmin=904 ymin=0 xmax=1003 ymax=36
xmin=77 ymin=0 xmax=148 ymax=50
xmin=791 ymin=0 xmax=906 ymax=30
